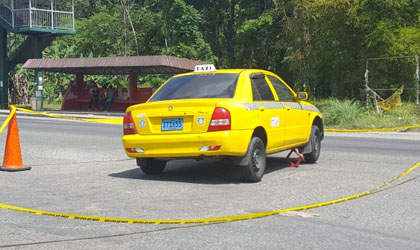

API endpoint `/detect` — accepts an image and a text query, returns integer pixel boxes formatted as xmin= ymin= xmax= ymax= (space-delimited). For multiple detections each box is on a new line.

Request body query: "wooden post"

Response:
xmin=365 ymin=60 xmax=369 ymax=109
xmin=416 ymin=55 xmax=419 ymax=114
xmin=129 ymin=73 xmax=137 ymax=100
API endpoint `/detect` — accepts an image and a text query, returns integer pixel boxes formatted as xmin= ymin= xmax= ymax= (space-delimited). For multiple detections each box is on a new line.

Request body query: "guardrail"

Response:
xmin=13 ymin=8 xmax=73 ymax=30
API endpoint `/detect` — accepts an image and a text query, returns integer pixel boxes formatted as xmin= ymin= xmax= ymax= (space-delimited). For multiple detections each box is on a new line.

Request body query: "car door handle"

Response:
xmin=258 ymin=106 xmax=265 ymax=111
xmin=285 ymin=105 xmax=291 ymax=111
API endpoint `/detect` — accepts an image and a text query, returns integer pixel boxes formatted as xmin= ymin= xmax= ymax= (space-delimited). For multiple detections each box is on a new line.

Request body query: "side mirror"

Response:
xmin=297 ymin=92 xmax=308 ymax=101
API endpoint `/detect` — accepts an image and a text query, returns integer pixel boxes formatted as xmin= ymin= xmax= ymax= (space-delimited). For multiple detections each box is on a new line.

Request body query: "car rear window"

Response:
xmin=149 ymin=74 xmax=239 ymax=102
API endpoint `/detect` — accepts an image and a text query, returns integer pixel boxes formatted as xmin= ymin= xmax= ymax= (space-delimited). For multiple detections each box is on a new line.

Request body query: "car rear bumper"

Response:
xmin=122 ymin=130 xmax=253 ymax=158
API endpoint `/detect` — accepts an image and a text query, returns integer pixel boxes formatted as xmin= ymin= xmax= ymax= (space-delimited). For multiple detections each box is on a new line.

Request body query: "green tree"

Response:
xmin=53 ymin=3 xmax=165 ymax=58
xmin=162 ymin=0 xmax=217 ymax=63
xmin=234 ymin=1 xmax=293 ymax=74
xmin=284 ymin=0 xmax=367 ymax=97
xmin=284 ymin=0 xmax=420 ymax=98
xmin=189 ymin=0 xmax=293 ymax=79
xmin=18 ymin=0 xmax=420 ymax=104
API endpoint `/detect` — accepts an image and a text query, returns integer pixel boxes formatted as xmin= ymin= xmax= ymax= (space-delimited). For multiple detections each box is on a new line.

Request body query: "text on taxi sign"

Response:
xmin=194 ymin=64 xmax=216 ymax=72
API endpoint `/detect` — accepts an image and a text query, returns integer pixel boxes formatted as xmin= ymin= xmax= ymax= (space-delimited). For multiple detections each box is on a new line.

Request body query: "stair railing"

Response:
xmin=0 ymin=0 xmax=13 ymax=27
xmin=0 ymin=0 xmax=74 ymax=31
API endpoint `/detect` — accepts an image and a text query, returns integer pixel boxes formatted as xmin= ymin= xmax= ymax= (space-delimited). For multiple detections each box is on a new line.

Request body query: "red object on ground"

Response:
xmin=286 ymin=148 xmax=303 ymax=168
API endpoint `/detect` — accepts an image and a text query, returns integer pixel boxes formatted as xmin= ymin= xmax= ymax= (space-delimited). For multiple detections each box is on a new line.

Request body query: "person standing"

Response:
xmin=88 ymin=86 xmax=100 ymax=110
xmin=102 ymin=89 xmax=115 ymax=111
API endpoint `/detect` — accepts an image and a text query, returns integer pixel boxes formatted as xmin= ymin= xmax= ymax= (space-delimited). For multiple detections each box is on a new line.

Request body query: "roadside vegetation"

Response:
xmin=314 ymin=99 xmax=420 ymax=130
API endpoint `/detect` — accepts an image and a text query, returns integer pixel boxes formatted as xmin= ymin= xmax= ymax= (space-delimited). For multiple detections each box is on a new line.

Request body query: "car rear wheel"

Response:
xmin=137 ymin=158 xmax=167 ymax=175
xmin=241 ymin=137 xmax=266 ymax=183
xmin=303 ymin=125 xmax=321 ymax=163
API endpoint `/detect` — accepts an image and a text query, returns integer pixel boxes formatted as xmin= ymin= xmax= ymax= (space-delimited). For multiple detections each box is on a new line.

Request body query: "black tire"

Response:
xmin=303 ymin=125 xmax=321 ymax=163
xmin=241 ymin=137 xmax=266 ymax=183
xmin=137 ymin=158 xmax=167 ymax=175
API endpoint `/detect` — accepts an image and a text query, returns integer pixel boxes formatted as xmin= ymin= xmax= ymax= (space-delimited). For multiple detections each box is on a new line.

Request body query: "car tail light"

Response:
xmin=208 ymin=107 xmax=231 ymax=132
xmin=123 ymin=111 xmax=138 ymax=135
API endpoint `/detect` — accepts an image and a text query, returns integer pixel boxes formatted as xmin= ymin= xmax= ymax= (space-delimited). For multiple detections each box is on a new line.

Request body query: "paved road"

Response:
xmin=1 ymin=115 xmax=420 ymax=249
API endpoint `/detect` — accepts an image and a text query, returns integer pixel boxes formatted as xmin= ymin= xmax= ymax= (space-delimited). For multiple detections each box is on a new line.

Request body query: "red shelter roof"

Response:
xmin=22 ymin=55 xmax=209 ymax=75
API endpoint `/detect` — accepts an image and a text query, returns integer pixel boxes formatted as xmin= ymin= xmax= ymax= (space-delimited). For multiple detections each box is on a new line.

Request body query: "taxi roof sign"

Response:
xmin=194 ymin=64 xmax=217 ymax=72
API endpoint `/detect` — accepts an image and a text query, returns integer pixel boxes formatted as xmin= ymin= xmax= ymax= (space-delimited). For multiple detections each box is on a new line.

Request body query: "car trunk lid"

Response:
xmin=129 ymin=100 xmax=220 ymax=135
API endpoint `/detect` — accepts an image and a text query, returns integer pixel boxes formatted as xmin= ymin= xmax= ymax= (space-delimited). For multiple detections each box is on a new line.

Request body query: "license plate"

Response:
xmin=161 ymin=118 xmax=183 ymax=131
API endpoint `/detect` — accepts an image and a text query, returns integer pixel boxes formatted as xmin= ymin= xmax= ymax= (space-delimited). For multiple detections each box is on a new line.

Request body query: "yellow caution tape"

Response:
xmin=84 ymin=118 xmax=123 ymax=124
xmin=325 ymin=124 xmax=420 ymax=133
xmin=0 ymin=106 xmax=16 ymax=135
xmin=1 ymin=162 xmax=419 ymax=224
xmin=14 ymin=107 xmax=122 ymax=125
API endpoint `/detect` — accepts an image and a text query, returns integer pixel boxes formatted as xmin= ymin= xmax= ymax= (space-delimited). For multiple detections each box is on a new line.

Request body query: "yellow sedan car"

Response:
xmin=122 ymin=66 xmax=323 ymax=182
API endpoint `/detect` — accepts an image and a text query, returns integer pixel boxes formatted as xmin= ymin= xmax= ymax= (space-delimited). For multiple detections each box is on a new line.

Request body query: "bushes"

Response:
xmin=317 ymin=99 xmax=363 ymax=127
xmin=315 ymin=99 xmax=420 ymax=129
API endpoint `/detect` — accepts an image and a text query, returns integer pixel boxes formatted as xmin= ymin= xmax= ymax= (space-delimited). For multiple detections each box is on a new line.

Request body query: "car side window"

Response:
xmin=251 ymin=77 xmax=275 ymax=101
xmin=268 ymin=75 xmax=295 ymax=102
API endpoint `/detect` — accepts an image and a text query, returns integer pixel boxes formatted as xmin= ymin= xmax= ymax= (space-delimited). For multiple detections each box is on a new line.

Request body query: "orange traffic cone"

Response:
xmin=1 ymin=110 xmax=31 ymax=171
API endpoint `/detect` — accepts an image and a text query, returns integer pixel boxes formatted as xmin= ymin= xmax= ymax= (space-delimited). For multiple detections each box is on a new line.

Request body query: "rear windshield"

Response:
xmin=149 ymin=73 xmax=239 ymax=102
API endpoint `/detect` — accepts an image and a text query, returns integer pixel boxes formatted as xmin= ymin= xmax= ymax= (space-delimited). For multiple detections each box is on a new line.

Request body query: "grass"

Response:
xmin=42 ymin=103 xmax=62 ymax=111
xmin=314 ymin=99 xmax=420 ymax=131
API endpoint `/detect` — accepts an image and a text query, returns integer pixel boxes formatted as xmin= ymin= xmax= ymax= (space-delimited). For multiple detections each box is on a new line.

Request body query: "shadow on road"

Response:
xmin=109 ymin=156 xmax=296 ymax=184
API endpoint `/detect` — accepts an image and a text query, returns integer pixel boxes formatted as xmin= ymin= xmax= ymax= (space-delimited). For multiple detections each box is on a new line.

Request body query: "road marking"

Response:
xmin=281 ymin=212 xmax=320 ymax=218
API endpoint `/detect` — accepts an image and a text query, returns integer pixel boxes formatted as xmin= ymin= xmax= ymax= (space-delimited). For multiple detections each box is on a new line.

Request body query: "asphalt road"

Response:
xmin=0 ymin=115 xmax=420 ymax=249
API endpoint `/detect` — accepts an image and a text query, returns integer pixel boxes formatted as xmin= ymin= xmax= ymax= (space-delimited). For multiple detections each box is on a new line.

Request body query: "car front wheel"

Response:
xmin=303 ymin=125 xmax=321 ymax=163
xmin=137 ymin=158 xmax=167 ymax=175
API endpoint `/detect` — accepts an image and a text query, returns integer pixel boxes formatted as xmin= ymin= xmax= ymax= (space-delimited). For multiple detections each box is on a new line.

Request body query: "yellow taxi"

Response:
xmin=122 ymin=65 xmax=323 ymax=182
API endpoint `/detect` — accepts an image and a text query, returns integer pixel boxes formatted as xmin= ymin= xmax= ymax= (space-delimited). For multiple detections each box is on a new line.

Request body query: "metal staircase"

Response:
xmin=7 ymin=33 xmax=55 ymax=63
xmin=0 ymin=0 xmax=74 ymax=34
xmin=0 ymin=0 xmax=75 ymax=108
xmin=6 ymin=32 xmax=26 ymax=58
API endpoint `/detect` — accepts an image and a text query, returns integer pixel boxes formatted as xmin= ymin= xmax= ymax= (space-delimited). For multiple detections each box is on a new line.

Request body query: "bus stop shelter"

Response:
xmin=22 ymin=55 xmax=208 ymax=111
